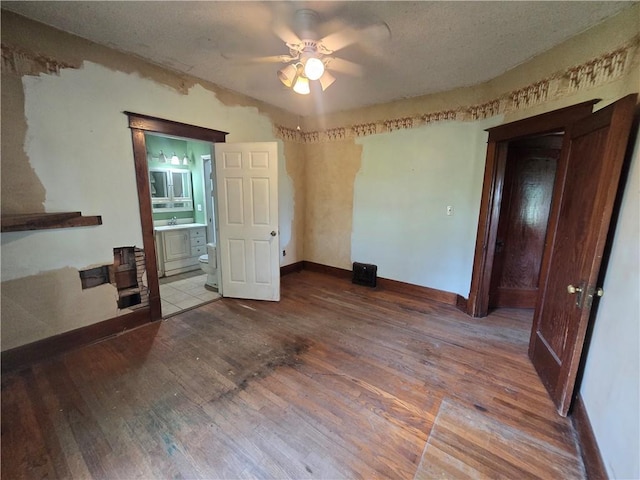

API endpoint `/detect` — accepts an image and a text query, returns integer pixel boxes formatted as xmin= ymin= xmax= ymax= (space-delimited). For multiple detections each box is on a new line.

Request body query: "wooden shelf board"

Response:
xmin=1 ymin=212 xmax=102 ymax=232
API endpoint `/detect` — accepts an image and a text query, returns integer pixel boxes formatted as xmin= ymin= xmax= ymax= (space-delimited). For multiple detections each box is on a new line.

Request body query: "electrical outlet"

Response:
xmin=446 ymin=205 xmax=454 ymax=216
xmin=282 ymin=250 xmax=287 ymax=257
xmin=197 ymin=204 xmax=202 ymax=212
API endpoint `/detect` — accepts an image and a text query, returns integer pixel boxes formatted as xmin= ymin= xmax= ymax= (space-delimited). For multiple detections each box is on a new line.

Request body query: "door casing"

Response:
xmin=126 ymin=112 xmax=227 ymax=321
xmin=465 ymin=100 xmax=599 ymax=318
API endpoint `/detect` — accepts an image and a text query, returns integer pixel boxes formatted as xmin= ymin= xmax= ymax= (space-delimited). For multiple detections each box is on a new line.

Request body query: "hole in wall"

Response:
xmin=79 ymin=247 xmax=149 ymax=309
xmin=79 ymin=265 xmax=110 ymax=289
xmin=112 ymin=246 xmax=149 ymax=310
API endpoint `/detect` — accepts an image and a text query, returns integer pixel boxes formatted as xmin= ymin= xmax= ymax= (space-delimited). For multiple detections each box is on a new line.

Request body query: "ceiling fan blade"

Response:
xmin=267 ymin=1 xmax=302 ymax=44
xmin=272 ymin=18 xmax=301 ymax=45
xmin=223 ymin=53 xmax=296 ymax=64
xmin=318 ymin=27 xmax=360 ymax=53
xmin=320 ymin=22 xmax=391 ymax=53
xmin=324 ymin=57 xmax=363 ymax=76
xmin=251 ymin=54 xmax=297 ymax=64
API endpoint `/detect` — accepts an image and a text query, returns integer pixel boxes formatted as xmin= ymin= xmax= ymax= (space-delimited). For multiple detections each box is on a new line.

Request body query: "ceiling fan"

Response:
xmin=255 ymin=8 xmax=390 ymax=95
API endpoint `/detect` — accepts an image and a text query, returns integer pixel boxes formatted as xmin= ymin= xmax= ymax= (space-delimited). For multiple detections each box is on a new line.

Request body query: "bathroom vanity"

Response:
xmin=154 ymin=223 xmax=207 ymax=277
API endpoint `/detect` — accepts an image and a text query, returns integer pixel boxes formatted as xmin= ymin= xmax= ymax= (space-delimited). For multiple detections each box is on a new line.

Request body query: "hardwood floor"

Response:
xmin=1 ymin=271 xmax=585 ymax=479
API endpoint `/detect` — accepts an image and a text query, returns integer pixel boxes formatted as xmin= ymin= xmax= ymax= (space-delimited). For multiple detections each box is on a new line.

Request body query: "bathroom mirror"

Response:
xmin=150 ymin=168 xmax=193 ymax=212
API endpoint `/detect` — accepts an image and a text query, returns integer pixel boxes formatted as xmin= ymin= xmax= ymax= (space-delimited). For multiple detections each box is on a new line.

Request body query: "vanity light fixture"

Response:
xmin=153 ymin=150 xmax=191 ymax=165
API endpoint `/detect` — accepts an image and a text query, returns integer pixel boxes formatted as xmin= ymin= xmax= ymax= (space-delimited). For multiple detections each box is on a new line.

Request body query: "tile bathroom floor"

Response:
xmin=159 ymin=270 xmax=221 ymax=317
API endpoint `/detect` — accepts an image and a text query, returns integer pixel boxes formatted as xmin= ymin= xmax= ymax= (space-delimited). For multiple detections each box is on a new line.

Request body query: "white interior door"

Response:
xmin=214 ymin=142 xmax=280 ymax=301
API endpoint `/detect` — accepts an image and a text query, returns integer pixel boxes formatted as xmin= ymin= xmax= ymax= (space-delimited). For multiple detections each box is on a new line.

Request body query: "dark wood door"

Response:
xmin=529 ymin=94 xmax=636 ymax=416
xmin=489 ymin=138 xmax=560 ymax=309
xmin=466 ymin=100 xmax=598 ymax=318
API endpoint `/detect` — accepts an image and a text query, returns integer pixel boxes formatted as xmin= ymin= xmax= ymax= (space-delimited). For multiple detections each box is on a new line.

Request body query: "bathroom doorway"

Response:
xmin=126 ymin=112 xmax=228 ymax=321
xmin=144 ymin=132 xmax=222 ymax=316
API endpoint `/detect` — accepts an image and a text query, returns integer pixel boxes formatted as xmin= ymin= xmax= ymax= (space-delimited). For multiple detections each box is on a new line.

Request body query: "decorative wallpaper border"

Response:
xmin=276 ymin=36 xmax=639 ymax=143
xmin=2 ymin=34 xmax=636 ymax=145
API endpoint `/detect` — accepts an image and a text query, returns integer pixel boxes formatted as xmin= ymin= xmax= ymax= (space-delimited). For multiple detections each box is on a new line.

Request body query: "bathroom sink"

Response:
xmin=154 ymin=223 xmax=206 ymax=232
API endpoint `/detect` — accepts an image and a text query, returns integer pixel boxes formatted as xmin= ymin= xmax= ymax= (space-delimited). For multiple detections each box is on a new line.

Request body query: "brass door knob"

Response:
xmin=567 ymin=285 xmax=582 ymax=294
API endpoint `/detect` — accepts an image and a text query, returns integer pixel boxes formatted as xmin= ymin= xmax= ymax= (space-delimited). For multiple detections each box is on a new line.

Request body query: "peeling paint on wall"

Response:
xmin=303 ymin=140 xmax=362 ymax=270
xmin=1 ymin=72 xmax=46 ymax=214
xmin=1 ymin=42 xmax=298 ymax=351
xmin=1 ymin=42 xmax=77 ymax=76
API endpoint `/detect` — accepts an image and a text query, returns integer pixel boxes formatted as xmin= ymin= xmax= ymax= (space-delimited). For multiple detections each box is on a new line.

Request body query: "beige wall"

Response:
xmin=351 ymin=118 xmax=499 ymax=295
xmin=303 ymin=139 xmax=362 ymax=269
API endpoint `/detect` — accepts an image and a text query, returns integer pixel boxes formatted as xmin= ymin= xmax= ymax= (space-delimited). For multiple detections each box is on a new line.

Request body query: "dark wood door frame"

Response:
xmin=125 ymin=112 xmax=227 ymax=321
xmin=465 ymin=100 xmax=599 ymax=318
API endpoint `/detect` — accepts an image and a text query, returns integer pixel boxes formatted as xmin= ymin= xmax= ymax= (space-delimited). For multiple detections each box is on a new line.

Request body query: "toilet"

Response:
xmin=198 ymin=243 xmax=218 ymax=289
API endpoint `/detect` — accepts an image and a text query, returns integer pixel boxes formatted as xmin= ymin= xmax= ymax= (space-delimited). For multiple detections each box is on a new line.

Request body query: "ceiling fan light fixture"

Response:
xmin=293 ymin=75 xmax=310 ymax=95
xmin=304 ymin=57 xmax=325 ymax=81
xmin=319 ymin=71 xmax=336 ymax=91
xmin=278 ymin=63 xmax=298 ymax=88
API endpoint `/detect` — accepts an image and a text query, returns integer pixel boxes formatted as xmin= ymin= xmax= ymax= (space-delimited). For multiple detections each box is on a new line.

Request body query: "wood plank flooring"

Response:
xmin=1 ymin=270 xmax=585 ymax=479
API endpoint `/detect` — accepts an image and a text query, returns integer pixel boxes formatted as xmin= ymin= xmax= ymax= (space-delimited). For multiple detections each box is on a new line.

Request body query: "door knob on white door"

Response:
xmin=270 ymin=231 xmax=277 ymax=237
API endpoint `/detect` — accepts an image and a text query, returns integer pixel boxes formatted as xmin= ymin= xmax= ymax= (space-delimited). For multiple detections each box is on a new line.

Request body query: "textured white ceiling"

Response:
xmin=2 ymin=1 xmax=633 ymax=116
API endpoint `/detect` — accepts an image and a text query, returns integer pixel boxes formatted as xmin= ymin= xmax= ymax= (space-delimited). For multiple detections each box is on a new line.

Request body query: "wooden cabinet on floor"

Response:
xmin=155 ymin=225 xmax=206 ymax=277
